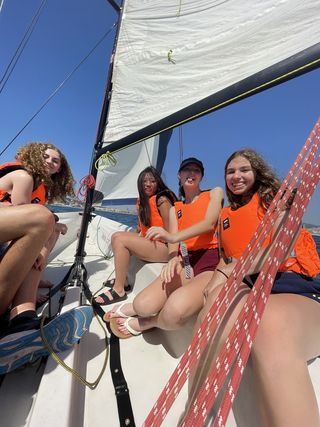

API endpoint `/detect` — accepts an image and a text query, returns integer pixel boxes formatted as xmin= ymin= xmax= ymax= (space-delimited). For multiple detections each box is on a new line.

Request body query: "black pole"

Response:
xmin=74 ymin=3 xmax=124 ymax=261
xmin=106 ymin=0 xmax=120 ymax=13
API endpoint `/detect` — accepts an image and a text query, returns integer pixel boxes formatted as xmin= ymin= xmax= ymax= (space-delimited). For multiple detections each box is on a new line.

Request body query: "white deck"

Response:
xmin=1 ymin=214 xmax=320 ymax=427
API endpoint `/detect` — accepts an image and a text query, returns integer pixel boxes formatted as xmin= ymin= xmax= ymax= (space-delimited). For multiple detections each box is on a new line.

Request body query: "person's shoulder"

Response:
xmin=156 ymin=189 xmax=177 ymax=206
xmin=204 ymin=187 xmax=224 ymax=200
xmin=209 ymin=186 xmax=224 ymax=195
xmin=10 ymin=169 xmax=33 ymax=182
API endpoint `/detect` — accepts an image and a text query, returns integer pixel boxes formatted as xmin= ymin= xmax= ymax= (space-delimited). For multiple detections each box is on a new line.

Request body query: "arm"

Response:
xmin=160 ymin=206 xmax=182 ymax=283
xmin=146 ymin=187 xmax=224 ymax=243
xmin=156 ymin=195 xmax=172 ymax=232
xmin=9 ymin=170 xmax=34 ymax=205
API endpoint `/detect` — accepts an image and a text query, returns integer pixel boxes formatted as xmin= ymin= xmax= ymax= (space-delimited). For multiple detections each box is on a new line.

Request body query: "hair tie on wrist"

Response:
xmin=216 ymin=268 xmax=229 ymax=279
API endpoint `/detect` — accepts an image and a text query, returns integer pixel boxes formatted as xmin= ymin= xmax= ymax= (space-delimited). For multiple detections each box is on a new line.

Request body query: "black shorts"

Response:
xmin=244 ymin=272 xmax=320 ymax=303
xmin=188 ymin=248 xmax=219 ymax=276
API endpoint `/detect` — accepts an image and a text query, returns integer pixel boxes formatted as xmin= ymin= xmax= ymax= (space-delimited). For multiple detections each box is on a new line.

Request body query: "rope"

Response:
xmin=77 ymin=175 xmax=96 ymax=202
xmin=142 ymin=118 xmax=320 ymax=426
xmin=40 ymin=312 xmax=109 ymax=390
xmin=94 ymin=151 xmax=117 ymax=171
xmin=185 ymin=154 xmax=320 ymax=427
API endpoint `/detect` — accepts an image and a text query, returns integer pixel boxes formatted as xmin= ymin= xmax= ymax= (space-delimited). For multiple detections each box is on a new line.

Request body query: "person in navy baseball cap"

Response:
xmin=178 ymin=157 xmax=204 ymax=176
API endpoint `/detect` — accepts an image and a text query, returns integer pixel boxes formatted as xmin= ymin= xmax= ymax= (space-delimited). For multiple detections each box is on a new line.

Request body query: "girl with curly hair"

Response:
xmin=0 ymin=142 xmax=75 ymax=332
xmin=0 ymin=141 xmax=74 ymax=205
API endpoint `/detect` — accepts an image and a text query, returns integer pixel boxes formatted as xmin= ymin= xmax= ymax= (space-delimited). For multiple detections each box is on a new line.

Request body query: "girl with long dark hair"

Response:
xmin=95 ymin=166 xmax=177 ymax=306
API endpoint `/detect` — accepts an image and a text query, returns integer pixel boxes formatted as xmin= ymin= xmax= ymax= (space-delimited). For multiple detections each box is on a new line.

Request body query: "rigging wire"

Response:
xmin=0 ymin=0 xmax=5 ymax=15
xmin=0 ymin=21 xmax=117 ymax=159
xmin=0 ymin=0 xmax=48 ymax=94
xmin=143 ymin=140 xmax=152 ymax=165
xmin=179 ymin=125 xmax=183 ymax=163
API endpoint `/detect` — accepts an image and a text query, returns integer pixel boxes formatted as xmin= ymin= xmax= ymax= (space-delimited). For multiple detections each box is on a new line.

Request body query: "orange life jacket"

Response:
xmin=220 ymin=193 xmax=271 ymax=260
xmin=0 ymin=161 xmax=47 ymax=205
xmin=220 ymin=193 xmax=320 ymax=277
xmin=137 ymin=195 xmax=165 ymax=237
xmin=174 ymin=191 xmax=218 ymax=251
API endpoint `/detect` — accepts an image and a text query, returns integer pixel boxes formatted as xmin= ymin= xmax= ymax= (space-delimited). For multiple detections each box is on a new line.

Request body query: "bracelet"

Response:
xmin=216 ymin=268 xmax=229 ymax=279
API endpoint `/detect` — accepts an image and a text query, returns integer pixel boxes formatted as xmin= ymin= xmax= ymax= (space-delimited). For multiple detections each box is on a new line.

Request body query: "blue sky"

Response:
xmin=0 ymin=0 xmax=319 ymax=224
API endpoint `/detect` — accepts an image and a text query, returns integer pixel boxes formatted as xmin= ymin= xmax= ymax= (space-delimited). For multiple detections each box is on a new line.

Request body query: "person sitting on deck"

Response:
xmin=189 ymin=149 xmax=320 ymax=427
xmin=105 ymin=157 xmax=224 ymax=338
xmin=0 ymin=141 xmax=75 ymax=301
xmin=95 ymin=166 xmax=177 ymax=306
xmin=0 ymin=204 xmax=55 ymax=336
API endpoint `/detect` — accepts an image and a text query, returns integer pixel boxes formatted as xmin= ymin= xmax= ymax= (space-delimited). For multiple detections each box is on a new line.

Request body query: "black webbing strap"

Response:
xmin=109 ymin=333 xmax=136 ymax=427
xmin=82 ymin=284 xmax=136 ymax=427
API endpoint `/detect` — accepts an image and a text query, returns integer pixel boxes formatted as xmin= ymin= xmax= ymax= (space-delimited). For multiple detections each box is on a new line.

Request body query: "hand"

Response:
xmin=33 ymin=253 xmax=46 ymax=271
xmin=146 ymin=226 xmax=172 ymax=242
xmin=56 ymin=222 xmax=68 ymax=235
xmin=160 ymin=256 xmax=182 ymax=283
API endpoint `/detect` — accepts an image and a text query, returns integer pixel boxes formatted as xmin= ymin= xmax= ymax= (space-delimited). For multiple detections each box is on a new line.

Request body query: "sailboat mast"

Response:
xmin=106 ymin=0 xmax=120 ymax=13
xmin=74 ymin=0 xmax=124 ymax=260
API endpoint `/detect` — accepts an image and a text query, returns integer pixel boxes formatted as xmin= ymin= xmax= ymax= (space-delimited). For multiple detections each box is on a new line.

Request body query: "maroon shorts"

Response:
xmin=188 ymin=248 xmax=219 ymax=276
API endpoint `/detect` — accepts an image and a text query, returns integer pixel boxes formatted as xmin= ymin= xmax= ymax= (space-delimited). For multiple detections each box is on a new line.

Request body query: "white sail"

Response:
xmin=95 ymin=131 xmax=170 ymax=205
xmin=103 ymin=0 xmax=320 ymax=144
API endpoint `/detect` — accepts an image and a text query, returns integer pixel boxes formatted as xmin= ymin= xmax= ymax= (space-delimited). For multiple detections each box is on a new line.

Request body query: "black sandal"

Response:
xmin=95 ymin=288 xmax=127 ymax=306
xmin=102 ymin=278 xmax=132 ymax=293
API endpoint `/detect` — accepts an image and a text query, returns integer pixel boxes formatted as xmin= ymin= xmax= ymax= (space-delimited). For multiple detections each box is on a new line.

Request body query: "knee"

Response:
xmin=133 ymin=293 xmax=154 ymax=317
xmin=111 ymin=231 xmax=126 ymax=247
xmin=133 ymin=290 xmax=164 ymax=317
xmin=160 ymin=299 xmax=189 ymax=328
xmin=32 ymin=205 xmax=55 ymax=236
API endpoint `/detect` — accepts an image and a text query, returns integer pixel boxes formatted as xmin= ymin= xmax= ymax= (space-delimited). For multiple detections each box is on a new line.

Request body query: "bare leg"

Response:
xmin=187 ymin=282 xmax=249 ymax=412
xmin=252 ymin=294 xmax=320 ymax=427
xmin=96 ymin=231 xmax=169 ymax=303
xmin=0 ymin=205 xmax=54 ymax=315
xmin=116 ymin=271 xmax=213 ymax=336
xmin=188 ymin=287 xmax=320 ymax=427
xmin=10 ymin=267 xmax=43 ymax=318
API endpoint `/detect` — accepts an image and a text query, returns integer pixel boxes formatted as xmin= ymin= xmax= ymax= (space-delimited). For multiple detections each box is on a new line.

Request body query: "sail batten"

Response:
xmin=102 ymin=0 xmax=320 ymax=147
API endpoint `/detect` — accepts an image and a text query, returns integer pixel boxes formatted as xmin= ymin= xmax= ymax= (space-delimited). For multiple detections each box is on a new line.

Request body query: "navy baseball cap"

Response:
xmin=178 ymin=157 xmax=204 ymax=176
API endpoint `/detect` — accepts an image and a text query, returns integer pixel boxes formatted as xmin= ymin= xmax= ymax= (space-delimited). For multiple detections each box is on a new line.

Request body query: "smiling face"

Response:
xmin=225 ymin=156 xmax=255 ymax=196
xmin=178 ymin=162 xmax=202 ymax=189
xmin=43 ymin=148 xmax=61 ymax=176
xmin=142 ymin=172 xmax=158 ymax=197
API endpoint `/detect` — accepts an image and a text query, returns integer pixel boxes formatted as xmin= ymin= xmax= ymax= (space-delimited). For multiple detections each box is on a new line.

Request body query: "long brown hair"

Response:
xmin=225 ymin=149 xmax=281 ymax=210
xmin=15 ymin=142 xmax=75 ymax=203
xmin=137 ymin=166 xmax=176 ymax=227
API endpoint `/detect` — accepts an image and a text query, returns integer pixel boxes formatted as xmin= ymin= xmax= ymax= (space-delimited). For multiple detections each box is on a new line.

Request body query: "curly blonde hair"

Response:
xmin=225 ymin=149 xmax=281 ymax=211
xmin=15 ymin=142 xmax=75 ymax=203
